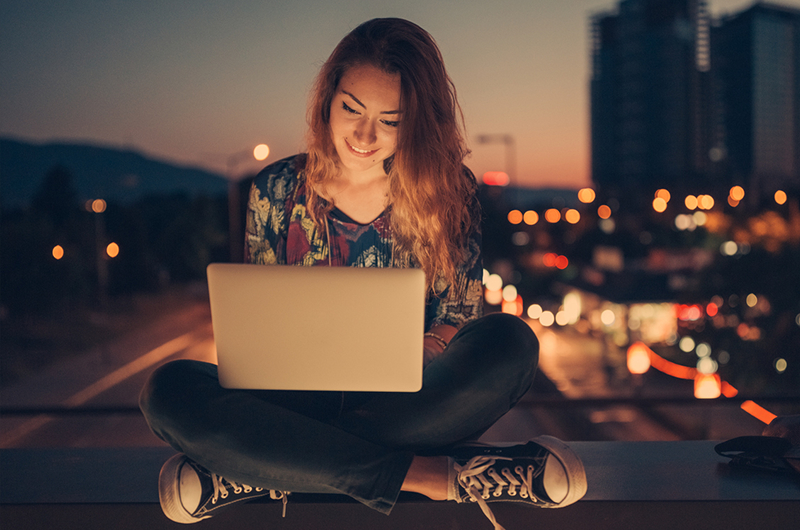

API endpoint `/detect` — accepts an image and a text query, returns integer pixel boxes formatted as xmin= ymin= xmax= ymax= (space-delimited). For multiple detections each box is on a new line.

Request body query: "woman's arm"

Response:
xmin=422 ymin=324 xmax=458 ymax=367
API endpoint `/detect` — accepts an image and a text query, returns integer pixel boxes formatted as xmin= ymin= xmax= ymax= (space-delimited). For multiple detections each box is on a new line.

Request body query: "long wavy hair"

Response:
xmin=304 ymin=18 xmax=477 ymax=293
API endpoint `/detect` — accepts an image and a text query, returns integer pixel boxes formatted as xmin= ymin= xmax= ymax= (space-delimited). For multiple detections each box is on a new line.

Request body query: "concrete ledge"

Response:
xmin=2 ymin=442 xmax=799 ymax=529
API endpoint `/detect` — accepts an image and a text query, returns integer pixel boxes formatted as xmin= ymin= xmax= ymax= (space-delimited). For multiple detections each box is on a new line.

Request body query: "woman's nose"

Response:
xmin=354 ymin=118 xmax=377 ymax=145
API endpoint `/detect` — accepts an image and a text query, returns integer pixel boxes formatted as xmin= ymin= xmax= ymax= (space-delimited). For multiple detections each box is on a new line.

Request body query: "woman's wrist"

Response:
xmin=423 ymin=331 xmax=448 ymax=351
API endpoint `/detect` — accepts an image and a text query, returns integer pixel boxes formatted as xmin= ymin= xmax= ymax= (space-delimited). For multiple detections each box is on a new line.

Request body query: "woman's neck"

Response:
xmin=323 ymin=168 xmax=390 ymax=224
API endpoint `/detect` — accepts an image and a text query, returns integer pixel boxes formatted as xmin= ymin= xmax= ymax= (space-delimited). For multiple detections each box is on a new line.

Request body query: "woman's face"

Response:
xmin=329 ymin=64 xmax=401 ymax=179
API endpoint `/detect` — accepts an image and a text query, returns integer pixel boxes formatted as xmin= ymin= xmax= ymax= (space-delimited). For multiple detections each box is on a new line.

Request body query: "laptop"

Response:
xmin=206 ymin=263 xmax=425 ymax=392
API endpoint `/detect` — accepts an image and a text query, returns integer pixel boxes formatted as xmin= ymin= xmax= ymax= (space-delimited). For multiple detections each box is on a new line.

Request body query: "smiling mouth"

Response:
xmin=346 ymin=139 xmax=378 ymax=157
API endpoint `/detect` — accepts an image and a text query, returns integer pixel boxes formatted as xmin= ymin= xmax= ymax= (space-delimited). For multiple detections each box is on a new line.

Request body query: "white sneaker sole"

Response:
xmin=158 ymin=454 xmax=211 ymax=524
xmin=532 ymin=435 xmax=588 ymax=507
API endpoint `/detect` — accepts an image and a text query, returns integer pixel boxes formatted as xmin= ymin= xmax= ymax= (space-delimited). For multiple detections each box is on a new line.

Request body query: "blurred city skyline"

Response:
xmin=1 ymin=0 xmax=784 ymax=189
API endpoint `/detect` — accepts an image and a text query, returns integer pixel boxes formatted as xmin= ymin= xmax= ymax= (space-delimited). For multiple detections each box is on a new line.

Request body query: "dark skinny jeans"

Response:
xmin=139 ymin=312 xmax=539 ymax=514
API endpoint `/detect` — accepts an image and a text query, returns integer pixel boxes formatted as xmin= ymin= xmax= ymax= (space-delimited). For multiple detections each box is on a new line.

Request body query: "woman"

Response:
xmin=140 ymin=18 xmax=586 ymax=530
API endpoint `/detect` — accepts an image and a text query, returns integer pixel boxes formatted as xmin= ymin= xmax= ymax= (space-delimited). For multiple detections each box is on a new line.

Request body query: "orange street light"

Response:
xmin=253 ymin=144 xmax=270 ymax=161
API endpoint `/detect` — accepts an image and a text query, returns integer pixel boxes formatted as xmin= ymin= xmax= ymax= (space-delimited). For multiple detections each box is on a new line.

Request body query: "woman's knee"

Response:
xmin=455 ymin=312 xmax=539 ymax=372
xmin=139 ymin=359 xmax=217 ymax=418
xmin=480 ymin=313 xmax=538 ymax=359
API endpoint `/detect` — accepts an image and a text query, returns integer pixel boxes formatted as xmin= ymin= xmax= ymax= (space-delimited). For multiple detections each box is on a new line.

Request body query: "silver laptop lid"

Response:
xmin=207 ymin=263 xmax=425 ymax=392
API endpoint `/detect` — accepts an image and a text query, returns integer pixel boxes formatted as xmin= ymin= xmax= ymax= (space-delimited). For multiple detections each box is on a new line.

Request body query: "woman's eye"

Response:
xmin=342 ymin=102 xmax=358 ymax=114
xmin=381 ymin=120 xmax=400 ymax=128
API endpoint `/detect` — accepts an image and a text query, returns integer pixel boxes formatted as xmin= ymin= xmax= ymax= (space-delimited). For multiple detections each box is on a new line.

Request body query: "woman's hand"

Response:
xmin=422 ymin=324 xmax=457 ymax=368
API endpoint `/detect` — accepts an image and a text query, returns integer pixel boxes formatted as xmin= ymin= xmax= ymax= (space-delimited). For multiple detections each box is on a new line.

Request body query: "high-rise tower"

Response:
xmin=591 ymin=0 xmax=711 ymax=193
xmin=712 ymin=2 xmax=800 ymax=198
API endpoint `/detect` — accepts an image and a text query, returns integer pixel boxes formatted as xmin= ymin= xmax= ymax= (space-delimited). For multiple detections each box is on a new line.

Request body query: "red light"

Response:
xmin=741 ymin=400 xmax=777 ymax=424
xmin=721 ymin=381 xmax=738 ymax=398
xmin=555 ymin=255 xmax=569 ymax=269
xmin=482 ymin=171 xmax=510 ymax=186
xmin=706 ymin=302 xmax=718 ymax=317
xmin=678 ymin=304 xmax=703 ymax=321
xmin=543 ymin=253 xmax=557 ymax=267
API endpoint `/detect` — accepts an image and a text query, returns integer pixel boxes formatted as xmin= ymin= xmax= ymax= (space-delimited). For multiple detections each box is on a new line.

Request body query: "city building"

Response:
xmin=590 ymin=0 xmax=711 ymax=193
xmin=712 ymin=2 xmax=800 ymax=200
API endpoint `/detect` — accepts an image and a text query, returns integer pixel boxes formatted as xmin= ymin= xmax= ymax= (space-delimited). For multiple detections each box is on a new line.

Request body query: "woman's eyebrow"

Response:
xmin=342 ymin=90 xmax=401 ymax=115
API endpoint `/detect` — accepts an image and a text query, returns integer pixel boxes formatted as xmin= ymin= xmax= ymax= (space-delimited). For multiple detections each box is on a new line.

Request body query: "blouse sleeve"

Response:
xmin=244 ymin=156 xmax=298 ymax=265
xmin=425 ymin=205 xmax=484 ymax=330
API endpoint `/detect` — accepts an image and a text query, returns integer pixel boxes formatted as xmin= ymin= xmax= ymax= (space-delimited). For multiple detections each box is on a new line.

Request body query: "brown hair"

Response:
xmin=305 ymin=18 xmax=477 ymax=292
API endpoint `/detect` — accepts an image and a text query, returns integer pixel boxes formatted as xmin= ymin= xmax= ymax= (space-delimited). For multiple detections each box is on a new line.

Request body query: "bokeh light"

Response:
xmin=485 ymin=289 xmax=502 ymax=305
xmin=544 ymin=208 xmax=561 ymax=223
xmin=539 ymin=311 xmax=555 ymax=327
xmin=523 ymin=210 xmax=539 ymax=225
xmin=578 ymin=188 xmax=596 ymax=203
xmin=253 ymin=143 xmax=270 ymax=161
xmin=106 ymin=242 xmax=120 ymax=258
xmin=485 ymin=273 xmax=503 ymax=292
xmin=92 ymin=199 xmax=107 ymax=213
xmin=627 ymin=342 xmax=651 ymax=375
xmin=482 ymin=171 xmax=510 ymax=186
xmin=698 ymin=194 xmax=715 ymax=210
xmin=774 ymin=190 xmax=787 ymax=205
xmin=597 ymin=205 xmax=612 ymax=219
xmin=599 ymin=218 xmax=615 ymax=234
xmin=693 ymin=211 xmax=707 ymax=226
xmin=775 ymin=358 xmax=788 ymax=373
xmin=685 ymin=195 xmax=698 ymax=210
xmin=652 ymin=197 xmax=668 ymax=212
xmin=52 ymin=245 xmax=64 ymax=260
xmin=527 ymin=304 xmax=543 ymax=319
xmin=511 ymin=232 xmax=530 ymax=246
xmin=655 ymin=189 xmax=671 ymax=202
xmin=679 ymin=336 xmax=696 ymax=353
xmin=507 ymin=210 xmax=523 ymax=224
xmin=720 ymin=241 xmax=738 ymax=256
xmin=502 ymin=284 xmax=518 ymax=302
xmin=564 ymin=209 xmax=580 ymax=224
xmin=729 ymin=186 xmax=745 ymax=201
xmin=697 ymin=357 xmax=718 ymax=374
xmin=694 ymin=373 xmax=721 ymax=399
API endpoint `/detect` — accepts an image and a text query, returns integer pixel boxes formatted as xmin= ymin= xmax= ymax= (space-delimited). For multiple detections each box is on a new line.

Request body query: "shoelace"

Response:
xmin=210 ymin=474 xmax=291 ymax=517
xmin=455 ymin=455 xmax=537 ymax=530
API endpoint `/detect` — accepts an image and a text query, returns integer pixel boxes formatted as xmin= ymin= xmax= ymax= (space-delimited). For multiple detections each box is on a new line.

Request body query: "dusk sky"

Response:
xmin=2 ymin=0 xmax=791 ymax=189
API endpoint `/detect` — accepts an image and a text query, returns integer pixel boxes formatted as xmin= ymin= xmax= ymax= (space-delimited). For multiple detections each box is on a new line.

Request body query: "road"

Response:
xmin=0 ymin=299 xmax=774 ymax=448
xmin=0 ymin=296 xmax=215 ymax=448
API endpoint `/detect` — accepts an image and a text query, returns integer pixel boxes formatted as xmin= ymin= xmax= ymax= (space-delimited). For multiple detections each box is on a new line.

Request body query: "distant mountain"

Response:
xmin=0 ymin=138 xmax=228 ymax=209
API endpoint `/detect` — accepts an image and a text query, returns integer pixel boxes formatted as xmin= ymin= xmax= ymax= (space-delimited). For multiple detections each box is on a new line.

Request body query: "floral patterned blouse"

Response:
xmin=244 ymin=154 xmax=484 ymax=331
